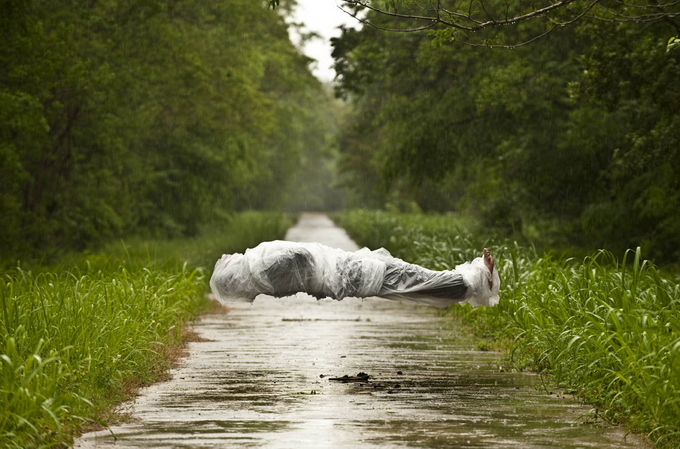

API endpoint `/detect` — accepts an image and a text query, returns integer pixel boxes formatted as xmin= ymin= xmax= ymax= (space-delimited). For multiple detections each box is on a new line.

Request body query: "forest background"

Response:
xmin=1 ymin=0 xmax=679 ymax=265
xmin=0 ymin=0 xmax=342 ymax=264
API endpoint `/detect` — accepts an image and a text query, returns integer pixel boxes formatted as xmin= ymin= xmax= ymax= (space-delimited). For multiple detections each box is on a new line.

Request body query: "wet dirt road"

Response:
xmin=75 ymin=213 xmax=647 ymax=448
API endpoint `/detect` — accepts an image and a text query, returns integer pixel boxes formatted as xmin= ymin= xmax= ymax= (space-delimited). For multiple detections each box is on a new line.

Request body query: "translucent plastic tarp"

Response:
xmin=210 ymin=240 xmax=500 ymax=308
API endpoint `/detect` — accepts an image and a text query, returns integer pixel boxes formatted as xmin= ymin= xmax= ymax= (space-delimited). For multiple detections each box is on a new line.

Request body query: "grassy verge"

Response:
xmin=0 ymin=211 xmax=293 ymax=448
xmin=337 ymin=209 xmax=680 ymax=448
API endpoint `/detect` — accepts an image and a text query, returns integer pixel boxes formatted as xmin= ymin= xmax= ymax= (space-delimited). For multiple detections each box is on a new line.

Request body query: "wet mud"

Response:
xmin=75 ymin=214 xmax=649 ymax=448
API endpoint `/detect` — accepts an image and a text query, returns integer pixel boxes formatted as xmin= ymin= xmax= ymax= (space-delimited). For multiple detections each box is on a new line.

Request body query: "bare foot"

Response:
xmin=483 ymin=248 xmax=494 ymax=288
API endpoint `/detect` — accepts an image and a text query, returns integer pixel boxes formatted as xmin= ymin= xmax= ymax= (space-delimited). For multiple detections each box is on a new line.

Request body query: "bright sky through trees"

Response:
xmin=288 ymin=0 xmax=359 ymax=83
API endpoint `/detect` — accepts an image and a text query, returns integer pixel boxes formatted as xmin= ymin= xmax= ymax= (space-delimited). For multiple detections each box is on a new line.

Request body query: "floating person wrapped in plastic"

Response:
xmin=209 ymin=241 xmax=500 ymax=308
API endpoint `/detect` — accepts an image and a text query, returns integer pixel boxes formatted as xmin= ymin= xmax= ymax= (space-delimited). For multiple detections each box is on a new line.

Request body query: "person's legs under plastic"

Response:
xmin=380 ymin=261 xmax=468 ymax=300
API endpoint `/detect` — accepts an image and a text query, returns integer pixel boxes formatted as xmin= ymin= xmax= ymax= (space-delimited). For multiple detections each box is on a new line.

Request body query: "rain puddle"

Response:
xmin=75 ymin=214 xmax=649 ymax=448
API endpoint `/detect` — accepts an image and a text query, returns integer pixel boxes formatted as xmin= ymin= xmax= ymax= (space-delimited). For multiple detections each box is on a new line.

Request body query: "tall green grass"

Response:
xmin=0 ymin=265 xmax=204 ymax=447
xmin=338 ymin=210 xmax=680 ymax=448
xmin=0 ymin=211 xmax=292 ymax=447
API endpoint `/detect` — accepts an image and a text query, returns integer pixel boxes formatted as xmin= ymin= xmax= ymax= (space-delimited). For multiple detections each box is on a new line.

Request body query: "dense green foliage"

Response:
xmin=0 ymin=211 xmax=291 ymax=447
xmin=332 ymin=5 xmax=680 ymax=263
xmin=338 ymin=210 xmax=680 ymax=448
xmin=0 ymin=0 xmax=340 ymax=261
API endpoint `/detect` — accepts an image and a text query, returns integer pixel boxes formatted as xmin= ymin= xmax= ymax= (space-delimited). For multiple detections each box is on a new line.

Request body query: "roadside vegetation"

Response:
xmin=338 ymin=210 xmax=680 ymax=448
xmin=0 ymin=212 xmax=292 ymax=448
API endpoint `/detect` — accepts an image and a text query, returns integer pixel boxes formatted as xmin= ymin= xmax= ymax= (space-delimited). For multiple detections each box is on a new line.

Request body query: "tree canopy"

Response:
xmin=331 ymin=2 xmax=680 ymax=262
xmin=1 ymin=0 xmax=341 ymax=261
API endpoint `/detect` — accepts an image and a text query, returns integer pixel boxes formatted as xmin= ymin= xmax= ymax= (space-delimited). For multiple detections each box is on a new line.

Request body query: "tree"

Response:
xmin=572 ymin=20 xmax=680 ymax=260
xmin=331 ymin=0 xmax=680 ymax=262
xmin=1 ymin=0 xmax=339 ymax=261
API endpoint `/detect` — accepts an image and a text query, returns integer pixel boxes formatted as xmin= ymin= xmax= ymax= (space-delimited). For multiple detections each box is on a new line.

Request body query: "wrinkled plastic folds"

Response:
xmin=209 ymin=240 xmax=500 ymax=308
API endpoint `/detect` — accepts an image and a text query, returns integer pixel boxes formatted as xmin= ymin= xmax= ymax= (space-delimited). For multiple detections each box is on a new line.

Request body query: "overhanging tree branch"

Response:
xmin=332 ymin=0 xmax=679 ymax=46
xmin=267 ymin=0 xmax=679 ymax=47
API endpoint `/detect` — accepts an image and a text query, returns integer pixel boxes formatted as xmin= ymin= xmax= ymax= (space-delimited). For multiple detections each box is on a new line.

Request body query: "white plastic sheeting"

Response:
xmin=209 ymin=240 xmax=500 ymax=308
